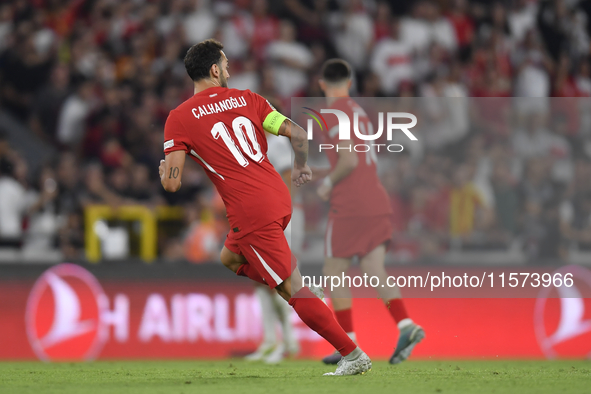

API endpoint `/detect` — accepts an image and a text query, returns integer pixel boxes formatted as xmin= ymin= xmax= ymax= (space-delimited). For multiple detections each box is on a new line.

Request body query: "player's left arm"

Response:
xmin=263 ymin=111 xmax=312 ymax=187
xmin=159 ymin=150 xmax=186 ymax=192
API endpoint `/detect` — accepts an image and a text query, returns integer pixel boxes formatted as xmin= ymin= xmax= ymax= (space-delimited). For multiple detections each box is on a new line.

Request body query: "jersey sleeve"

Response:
xmin=247 ymin=90 xmax=276 ymax=125
xmin=163 ymin=110 xmax=190 ymax=155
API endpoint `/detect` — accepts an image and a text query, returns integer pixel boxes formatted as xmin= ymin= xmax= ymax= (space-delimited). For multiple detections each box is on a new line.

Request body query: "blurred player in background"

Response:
xmin=159 ymin=40 xmax=371 ymax=376
xmin=316 ymin=59 xmax=425 ymax=365
xmin=244 ymin=126 xmax=302 ymax=364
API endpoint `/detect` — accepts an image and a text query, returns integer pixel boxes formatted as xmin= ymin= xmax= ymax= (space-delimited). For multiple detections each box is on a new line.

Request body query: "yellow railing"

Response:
xmin=84 ymin=205 xmax=184 ymax=262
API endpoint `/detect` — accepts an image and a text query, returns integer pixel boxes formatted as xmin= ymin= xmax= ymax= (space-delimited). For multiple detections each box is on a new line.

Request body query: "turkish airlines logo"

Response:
xmin=26 ymin=264 xmax=108 ymax=361
xmin=534 ymin=265 xmax=591 ymax=359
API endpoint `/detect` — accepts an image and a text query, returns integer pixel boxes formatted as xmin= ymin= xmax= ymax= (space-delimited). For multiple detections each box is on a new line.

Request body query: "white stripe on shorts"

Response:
xmin=325 ymin=218 xmax=334 ymax=258
xmin=250 ymin=245 xmax=284 ymax=286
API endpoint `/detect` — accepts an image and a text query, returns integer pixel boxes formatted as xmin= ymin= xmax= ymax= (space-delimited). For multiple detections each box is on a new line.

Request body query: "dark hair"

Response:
xmin=321 ymin=59 xmax=352 ymax=84
xmin=184 ymin=39 xmax=224 ymax=82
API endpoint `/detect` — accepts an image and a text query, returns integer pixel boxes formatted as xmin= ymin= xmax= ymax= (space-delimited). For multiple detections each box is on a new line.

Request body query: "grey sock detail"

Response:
xmin=343 ymin=346 xmax=362 ymax=361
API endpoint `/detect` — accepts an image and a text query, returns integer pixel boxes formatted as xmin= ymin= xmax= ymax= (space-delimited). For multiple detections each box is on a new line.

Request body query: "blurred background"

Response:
xmin=1 ymin=0 xmax=591 ymax=266
xmin=2 ymin=0 xmax=591 ymax=363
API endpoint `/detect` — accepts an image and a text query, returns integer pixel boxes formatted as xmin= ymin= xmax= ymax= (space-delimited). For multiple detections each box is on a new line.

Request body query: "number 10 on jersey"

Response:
xmin=211 ymin=116 xmax=264 ymax=167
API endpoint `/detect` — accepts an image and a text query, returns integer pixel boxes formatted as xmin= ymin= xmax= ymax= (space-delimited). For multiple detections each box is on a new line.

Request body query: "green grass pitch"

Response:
xmin=0 ymin=360 xmax=589 ymax=394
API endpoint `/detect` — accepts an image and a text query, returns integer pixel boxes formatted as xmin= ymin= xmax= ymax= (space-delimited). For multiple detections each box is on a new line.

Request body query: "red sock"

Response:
xmin=386 ymin=298 xmax=409 ymax=323
xmin=334 ymin=308 xmax=354 ymax=334
xmin=289 ymin=287 xmax=357 ymax=356
xmin=236 ymin=264 xmax=267 ymax=286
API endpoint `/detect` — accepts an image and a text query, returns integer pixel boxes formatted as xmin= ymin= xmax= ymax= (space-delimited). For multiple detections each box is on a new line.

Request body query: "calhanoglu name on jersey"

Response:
xmin=192 ymin=96 xmax=247 ymax=119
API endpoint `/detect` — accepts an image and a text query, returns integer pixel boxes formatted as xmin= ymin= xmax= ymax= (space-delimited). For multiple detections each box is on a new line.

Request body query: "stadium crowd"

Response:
xmin=1 ymin=0 xmax=591 ymax=263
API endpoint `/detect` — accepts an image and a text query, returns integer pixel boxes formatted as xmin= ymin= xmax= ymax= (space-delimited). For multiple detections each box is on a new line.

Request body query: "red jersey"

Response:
xmin=321 ymin=97 xmax=392 ymax=218
xmin=164 ymin=86 xmax=291 ymax=238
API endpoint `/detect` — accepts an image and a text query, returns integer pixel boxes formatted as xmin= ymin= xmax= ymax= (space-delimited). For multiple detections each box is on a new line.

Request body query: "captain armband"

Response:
xmin=262 ymin=111 xmax=288 ymax=135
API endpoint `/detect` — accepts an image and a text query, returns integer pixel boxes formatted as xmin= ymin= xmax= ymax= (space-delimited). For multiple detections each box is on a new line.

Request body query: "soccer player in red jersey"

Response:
xmin=315 ymin=59 xmax=425 ymax=365
xmin=158 ymin=40 xmax=370 ymax=376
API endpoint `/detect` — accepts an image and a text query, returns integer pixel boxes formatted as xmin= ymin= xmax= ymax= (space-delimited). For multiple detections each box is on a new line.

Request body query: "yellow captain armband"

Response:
xmin=262 ymin=111 xmax=288 ymax=135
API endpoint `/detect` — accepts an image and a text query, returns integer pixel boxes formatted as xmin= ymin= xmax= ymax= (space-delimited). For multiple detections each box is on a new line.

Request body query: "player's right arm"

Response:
xmin=159 ymin=151 xmax=185 ymax=192
xmin=317 ymin=139 xmax=358 ymax=201
xmin=161 ymin=110 xmax=189 ymax=193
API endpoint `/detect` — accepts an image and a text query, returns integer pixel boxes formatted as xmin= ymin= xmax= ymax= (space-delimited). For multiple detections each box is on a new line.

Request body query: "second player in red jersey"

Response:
xmin=320 ymin=97 xmax=392 ymax=220
xmin=315 ymin=59 xmax=425 ymax=366
xmin=319 ymin=96 xmax=393 ymax=258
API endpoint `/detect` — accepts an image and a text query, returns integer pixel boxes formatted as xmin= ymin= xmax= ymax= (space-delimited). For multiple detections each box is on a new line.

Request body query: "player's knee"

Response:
xmin=220 ymin=248 xmax=230 ymax=267
xmin=323 ymin=262 xmax=344 ymax=277
xmin=274 ymin=283 xmax=291 ymax=302
xmin=275 ymin=275 xmax=296 ymax=302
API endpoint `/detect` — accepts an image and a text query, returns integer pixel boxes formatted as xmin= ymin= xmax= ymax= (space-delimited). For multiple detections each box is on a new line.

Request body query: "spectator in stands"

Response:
xmin=521 ymin=197 xmax=548 ymax=260
xmin=162 ymin=194 xmax=220 ymax=263
xmin=100 ymin=137 xmax=132 ymax=170
xmin=512 ymin=112 xmax=569 ymax=160
xmin=183 ymin=197 xmax=220 ymax=264
xmin=79 ymin=163 xmax=121 ymax=207
xmin=29 ymin=64 xmax=70 ymax=143
xmin=512 ymin=30 xmax=552 ymax=115
xmin=446 ymin=0 xmax=474 ymax=60
xmin=405 ymin=182 xmax=443 ymax=258
xmin=575 ymin=58 xmax=591 ymax=97
xmin=59 ymin=209 xmax=84 ymax=260
xmin=222 ymin=0 xmax=280 ymax=63
xmin=56 ymin=80 xmax=96 ymax=151
xmin=560 ymin=191 xmax=591 ymax=250
xmin=128 ymin=163 xmax=161 ymax=204
xmin=489 ymin=161 xmax=519 ymax=246
xmin=228 ymin=56 xmax=260 ymax=92
xmin=520 ymin=158 xmax=557 ymax=207
xmin=284 ymin=0 xmax=332 ymax=45
xmin=108 ymin=166 xmax=131 ymax=200
xmin=22 ymin=166 xmax=59 ymax=254
xmin=0 ymin=156 xmax=28 ymax=248
xmin=329 ymin=0 xmax=374 ymax=72
xmin=507 ymin=0 xmax=537 ymax=43
xmin=156 ymin=0 xmax=186 ymax=37
xmin=370 ymin=18 xmax=413 ymax=95
xmin=400 ymin=1 xmax=457 ymax=55
xmin=0 ymin=4 xmax=13 ymax=53
xmin=151 ymin=39 xmax=185 ymax=83
xmin=183 ymin=0 xmax=218 ymax=46
xmin=373 ymin=2 xmax=392 ymax=43
xmin=449 ymin=162 xmax=491 ymax=241
xmin=266 ymin=19 xmax=313 ymax=98
xmin=537 ymin=0 xmax=589 ymax=61
xmin=0 ymin=23 xmax=53 ymax=121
